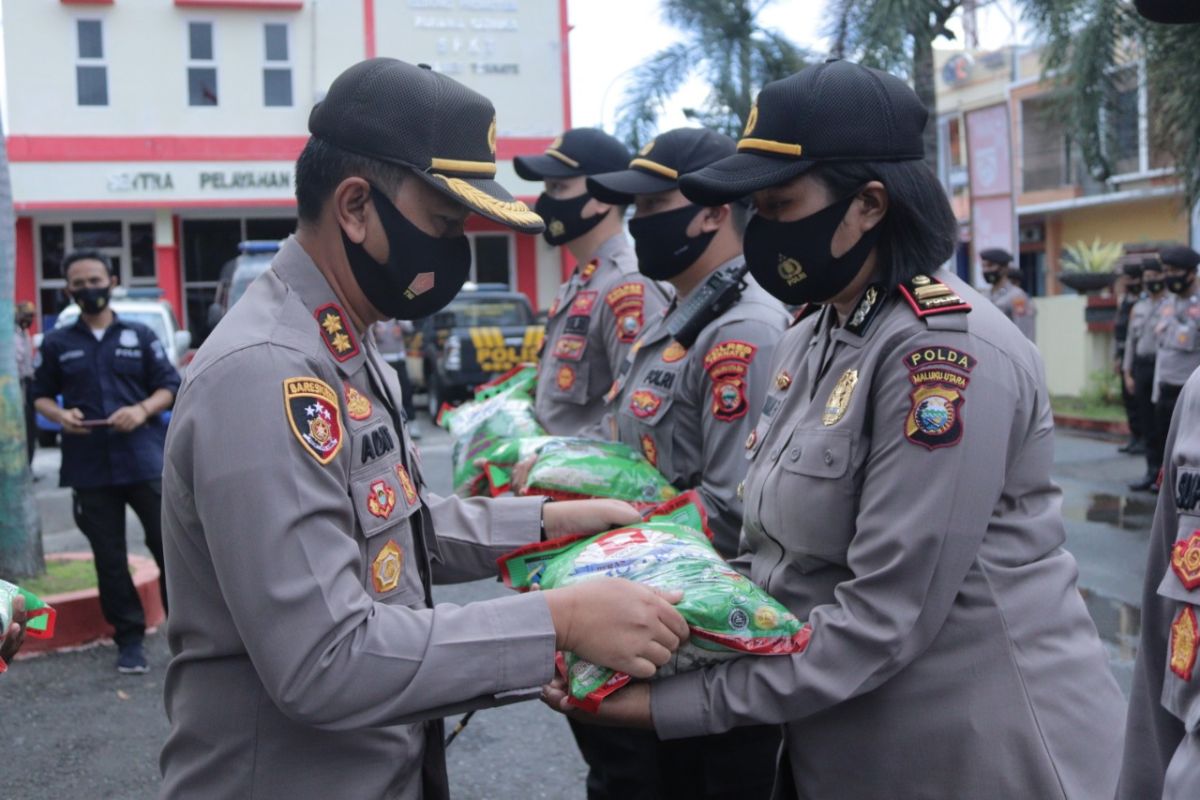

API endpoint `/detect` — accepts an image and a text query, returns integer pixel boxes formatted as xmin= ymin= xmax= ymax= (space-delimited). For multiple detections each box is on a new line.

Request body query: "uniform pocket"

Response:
xmin=550 ymin=360 xmax=590 ymax=406
xmin=351 ymin=466 xmax=424 ymax=605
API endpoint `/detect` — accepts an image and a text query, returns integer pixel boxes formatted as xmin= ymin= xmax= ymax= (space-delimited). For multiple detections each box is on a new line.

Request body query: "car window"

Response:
xmin=229 ymin=259 xmax=272 ymax=308
xmin=445 ymin=299 xmax=530 ymax=327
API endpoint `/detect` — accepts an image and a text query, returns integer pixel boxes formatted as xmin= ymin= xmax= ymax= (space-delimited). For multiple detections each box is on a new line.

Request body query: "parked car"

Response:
xmin=35 ymin=289 xmax=190 ymax=446
xmin=418 ymin=283 xmax=544 ymax=415
xmin=206 ymin=240 xmax=280 ymax=331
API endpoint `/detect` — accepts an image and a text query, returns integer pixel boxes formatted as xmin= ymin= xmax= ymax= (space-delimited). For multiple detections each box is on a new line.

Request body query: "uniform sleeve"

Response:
xmin=176 ymin=348 xmax=556 ymax=730
xmin=1117 ymin=386 xmax=1193 ymax=798
xmin=30 ymin=335 xmax=61 ymax=400
xmin=140 ymin=327 xmax=181 ymax=396
xmin=650 ymin=328 xmax=1023 ymax=737
xmin=689 ymin=318 xmax=782 ymax=554
xmin=427 ymin=493 xmax=546 ymax=584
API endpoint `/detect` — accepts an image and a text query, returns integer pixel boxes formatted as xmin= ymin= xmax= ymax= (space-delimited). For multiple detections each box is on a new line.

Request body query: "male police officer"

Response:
xmin=1127 ymin=257 xmax=1168 ymax=490
xmin=33 ymin=251 xmax=179 ymax=674
xmin=980 ymin=247 xmax=1036 ymax=340
xmin=158 ymin=59 xmax=687 ymax=800
xmin=514 ymin=130 xmax=670 ymax=434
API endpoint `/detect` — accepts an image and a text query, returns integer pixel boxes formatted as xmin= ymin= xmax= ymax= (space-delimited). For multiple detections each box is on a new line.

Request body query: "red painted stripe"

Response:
xmin=155 ymin=244 xmax=184 ymax=324
xmin=559 ymin=0 xmax=572 ymax=129
xmin=516 ymin=230 xmax=538 ymax=309
xmin=174 ymin=0 xmax=303 ymax=9
xmin=15 ymin=199 xmax=298 ymax=211
xmin=8 ymin=135 xmax=554 ymax=163
xmin=15 ymin=218 xmax=37 ymax=327
xmin=363 ymin=0 xmax=376 ymax=59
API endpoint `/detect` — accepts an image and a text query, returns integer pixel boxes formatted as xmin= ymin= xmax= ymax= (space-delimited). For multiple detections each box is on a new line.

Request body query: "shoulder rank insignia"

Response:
xmin=580 ymin=258 xmax=599 ymax=283
xmin=372 ymin=539 xmax=404 ymax=594
xmin=1172 ymin=531 xmax=1200 ymax=590
xmin=315 ymin=303 xmax=360 ymax=362
xmin=344 ymin=382 xmax=372 ymax=421
xmin=1171 ymin=606 xmax=1199 ymax=681
xmin=845 ymin=283 xmax=886 ymax=336
xmin=283 ymin=377 xmax=344 ymax=465
xmin=898 ymin=275 xmax=972 ymax=318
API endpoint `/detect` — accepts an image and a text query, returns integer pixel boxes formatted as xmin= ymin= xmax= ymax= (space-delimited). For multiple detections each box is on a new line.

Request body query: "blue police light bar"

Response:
xmin=119 ymin=287 xmax=166 ymax=299
xmin=238 ymin=240 xmax=283 ymax=254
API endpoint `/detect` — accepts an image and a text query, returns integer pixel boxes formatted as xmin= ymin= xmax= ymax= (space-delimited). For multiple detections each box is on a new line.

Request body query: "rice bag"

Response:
xmin=0 ymin=580 xmax=57 ymax=672
xmin=505 ymin=438 xmax=678 ymax=507
xmin=439 ymin=370 xmax=545 ymax=494
xmin=498 ymin=492 xmax=810 ymax=711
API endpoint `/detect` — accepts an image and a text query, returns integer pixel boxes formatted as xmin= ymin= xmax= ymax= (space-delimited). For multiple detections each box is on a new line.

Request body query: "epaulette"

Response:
xmin=788 ymin=303 xmax=821 ymax=328
xmin=898 ymin=274 xmax=971 ymax=318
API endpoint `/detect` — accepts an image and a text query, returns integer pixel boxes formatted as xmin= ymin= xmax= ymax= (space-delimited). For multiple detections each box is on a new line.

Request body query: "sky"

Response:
xmin=566 ymin=0 xmax=1029 ymax=132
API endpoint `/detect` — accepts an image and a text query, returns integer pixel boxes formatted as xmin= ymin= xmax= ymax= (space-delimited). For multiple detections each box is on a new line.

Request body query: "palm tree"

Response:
xmin=0 ymin=103 xmax=45 ymax=579
xmin=614 ymin=0 xmax=810 ymax=150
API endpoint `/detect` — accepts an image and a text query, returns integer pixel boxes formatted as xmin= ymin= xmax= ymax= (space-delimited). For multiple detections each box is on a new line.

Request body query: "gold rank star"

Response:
xmin=321 ymin=313 xmax=343 ymax=336
xmin=331 ymin=332 xmax=352 ymax=353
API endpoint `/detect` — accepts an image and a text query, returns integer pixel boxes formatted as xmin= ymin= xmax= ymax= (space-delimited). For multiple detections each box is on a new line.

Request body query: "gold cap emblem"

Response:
xmin=639 ymin=140 xmax=654 ymax=156
xmin=743 ymin=102 xmax=759 ymax=137
xmin=487 ymin=116 xmax=498 ymax=156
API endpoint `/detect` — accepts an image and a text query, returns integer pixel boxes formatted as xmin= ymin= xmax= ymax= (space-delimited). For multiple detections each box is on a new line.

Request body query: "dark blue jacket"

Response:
xmin=32 ymin=315 xmax=181 ymax=489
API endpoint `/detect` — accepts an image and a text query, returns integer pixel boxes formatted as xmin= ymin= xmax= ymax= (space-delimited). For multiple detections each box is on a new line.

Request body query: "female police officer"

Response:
xmin=547 ymin=60 xmax=1126 ymax=798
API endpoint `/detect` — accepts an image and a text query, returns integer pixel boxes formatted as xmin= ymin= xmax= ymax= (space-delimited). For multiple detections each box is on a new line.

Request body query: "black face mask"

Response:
xmin=628 ymin=204 xmax=716 ymax=281
xmin=982 ymin=270 xmax=1003 ymax=285
xmin=535 ymin=192 xmax=606 ymax=246
xmin=1127 ymin=282 xmax=1143 ymax=295
xmin=342 ymin=185 xmax=472 ymax=321
xmin=1167 ymin=273 xmax=1195 ymax=296
xmin=73 ymin=285 xmax=112 ymax=315
xmin=17 ymin=316 xmax=33 ymax=329
xmin=743 ymin=192 xmax=881 ymax=306
xmin=1147 ymin=279 xmax=1165 ymax=294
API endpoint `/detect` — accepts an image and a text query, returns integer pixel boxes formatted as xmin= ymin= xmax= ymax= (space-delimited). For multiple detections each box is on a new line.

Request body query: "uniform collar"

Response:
xmin=271 ymin=236 xmax=367 ymax=376
xmin=829 ymin=282 xmax=890 ymax=348
xmin=71 ymin=312 xmax=125 ymax=339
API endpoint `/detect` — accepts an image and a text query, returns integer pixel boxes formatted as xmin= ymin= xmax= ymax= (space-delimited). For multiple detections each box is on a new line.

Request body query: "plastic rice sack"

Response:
xmin=0 ymin=580 xmax=57 ymax=673
xmin=497 ymin=438 xmax=678 ymax=507
xmin=498 ymin=492 xmax=810 ymax=711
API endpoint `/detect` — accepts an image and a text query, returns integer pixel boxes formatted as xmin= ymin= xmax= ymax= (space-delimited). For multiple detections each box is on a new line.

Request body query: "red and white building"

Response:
xmin=4 ymin=0 xmax=572 ymax=340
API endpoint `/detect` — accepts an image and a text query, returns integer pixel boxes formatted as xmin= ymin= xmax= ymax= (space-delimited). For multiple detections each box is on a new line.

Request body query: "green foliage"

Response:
xmin=614 ymin=0 xmax=809 ymax=150
xmin=1061 ymin=238 xmax=1125 ymax=273
xmin=1082 ymin=368 xmax=1123 ymax=407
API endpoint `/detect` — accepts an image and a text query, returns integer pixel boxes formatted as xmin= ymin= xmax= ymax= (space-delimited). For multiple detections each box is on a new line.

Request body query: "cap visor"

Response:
xmin=678 ymin=152 xmax=815 ymax=206
xmin=587 ymin=169 xmax=676 ymax=205
xmin=414 ymin=171 xmax=545 ymax=234
xmin=513 ymin=153 xmax=582 ymax=181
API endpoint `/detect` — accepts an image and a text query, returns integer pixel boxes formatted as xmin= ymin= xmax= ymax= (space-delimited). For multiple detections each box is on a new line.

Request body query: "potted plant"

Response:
xmin=1058 ymin=238 xmax=1124 ymax=294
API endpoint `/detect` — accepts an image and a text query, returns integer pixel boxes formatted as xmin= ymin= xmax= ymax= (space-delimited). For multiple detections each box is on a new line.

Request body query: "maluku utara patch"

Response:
xmin=283 ymin=377 xmax=344 ymax=464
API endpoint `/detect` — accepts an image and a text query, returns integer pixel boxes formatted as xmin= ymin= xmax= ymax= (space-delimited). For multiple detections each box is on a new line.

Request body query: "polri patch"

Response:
xmin=283 ymin=377 xmax=344 ymax=465
xmin=344 ymin=382 xmax=372 ymax=421
xmin=372 ymin=539 xmax=404 ymax=594
xmin=1171 ymin=606 xmax=1199 ymax=681
xmin=1172 ymin=531 xmax=1200 ymax=590
xmin=580 ymin=259 xmax=599 ymax=283
xmin=315 ymin=303 xmax=360 ymax=362
xmin=606 ymin=282 xmax=645 ymax=343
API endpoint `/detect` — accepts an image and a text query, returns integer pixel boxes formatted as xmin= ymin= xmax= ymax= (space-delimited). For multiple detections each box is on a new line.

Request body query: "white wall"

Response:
xmin=1035 ymin=294 xmax=1114 ymax=397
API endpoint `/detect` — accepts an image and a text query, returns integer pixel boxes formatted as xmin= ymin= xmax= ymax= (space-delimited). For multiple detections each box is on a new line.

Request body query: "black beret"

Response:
xmin=1160 ymin=244 xmax=1200 ymax=270
xmin=979 ymin=248 xmax=1013 ymax=266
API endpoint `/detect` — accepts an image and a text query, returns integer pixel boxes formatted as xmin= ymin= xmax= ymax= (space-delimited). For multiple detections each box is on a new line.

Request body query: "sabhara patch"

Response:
xmin=315 ymin=303 xmax=359 ymax=362
xmin=606 ymin=282 xmax=645 ymax=343
xmin=283 ymin=377 xmax=343 ymax=464
xmin=630 ymin=390 xmax=663 ymax=418
xmin=703 ymin=340 xmax=757 ymax=374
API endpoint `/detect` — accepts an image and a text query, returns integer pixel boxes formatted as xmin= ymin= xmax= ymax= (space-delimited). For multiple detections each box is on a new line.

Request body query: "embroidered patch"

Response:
xmin=712 ymin=379 xmax=749 ymax=422
xmin=662 ymin=341 xmax=687 ymax=363
xmin=630 ymin=390 xmax=663 ymax=418
xmin=570 ymin=291 xmax=598 ymax=316
xmin=580 ymin=259 xmax=599 ymax=283
xmin=703 ymin=340 xmax=757 ymax=371
xmin=359 ymin=425 xmax=397 ymax=466
xmin=119 ymin=329 xmax=138 ymax=347
xmin=372 ymin=539 xmax=404 ymax=594
xmin=606 ymin=282 xmax=646 ymax=343
xmin=640 ymin=434 xmax=658 ymax=467
xmin=899 ymin=275 xmax=972 ymax=318
xmin=367 ymin=479 xmax=396 ymax=519
xmin=344 ymin=382 xmax=372 ymax=421
xmin=395 ymin=464 xmax=418 ymax=506
xmin=704 ymin=340 xmax=756 ymax=423
xmin=1012 ymin=296 xmax=1027 ymax=316
xmin=822 ymin=369 xmax=859 ymax=426
xmin=283 ymin=377 xmax=344 ymax=465
xmin=904 ymin=346 xmax=976 ymax=374
xmin=556 ymin=365 xmax=576 ymax=391
xmin=553 ymin=334 xmax=587 ymax=362
xmin=775 ymin=371 xmax=792 ymax=391
xmin=315 ymin=303 xmax=360 ymax=362
xmin=905 ymin=382 xmax=965 ymax=450
xmin=1171 ymin=606 xmax=1199 ymax=681
xmin=1172 ymin=531 xmax=1200 ymax=590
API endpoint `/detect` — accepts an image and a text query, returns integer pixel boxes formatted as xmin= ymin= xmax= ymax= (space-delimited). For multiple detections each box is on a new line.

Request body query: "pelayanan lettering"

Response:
xmin=360 ymin=425 xmax=397 ymax=465
xmin=904 ymin=346 xmax=975 ymax=373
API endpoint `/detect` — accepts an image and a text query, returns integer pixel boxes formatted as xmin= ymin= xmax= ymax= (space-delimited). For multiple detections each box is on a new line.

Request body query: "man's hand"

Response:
xmin=543 ymin=578 xmax=687 ymax=679
xmin=542 ymin=499 xmax=642 ymax=538
xmin=108 ymin=403 xmax=149 ymax=433
xmin=541 ymin=676 xmax=654 ymax=729
xmin=1 ymin=595 xmax=28 ymax=668
xmin=510 ymin=454 xmax=538 ymax=493
xmin=57 ymin=407 xmax=90 ymax=435
xmin=1124 ymin=372 xmax=1136 ymax=395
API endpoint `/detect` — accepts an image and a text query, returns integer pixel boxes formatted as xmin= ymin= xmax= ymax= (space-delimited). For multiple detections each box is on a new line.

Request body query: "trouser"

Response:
xmin=1151 ymin=382 xmax=1185 ymax=478
xmin=1133 ymin=357 xmax=1156 ymax=472
xmin=21 ymin=377 xmax=35 ymax=464
xmin=1122 ymin=360 xmax=1143 ymax=441
xmin=570 ymin=719 xmax=780 ymax=800
xmin=72 ymin=480 xmax=167 ymax=646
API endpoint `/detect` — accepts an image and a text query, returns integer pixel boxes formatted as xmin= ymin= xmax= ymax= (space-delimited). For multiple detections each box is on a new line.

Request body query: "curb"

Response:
xmin=1053 ymin=414 xmax=1130 ymax=440
xmin=20 ymin=552 xmax=164 ymax=655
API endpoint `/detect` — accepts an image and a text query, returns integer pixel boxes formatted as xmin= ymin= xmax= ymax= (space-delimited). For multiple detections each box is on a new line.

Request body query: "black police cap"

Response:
xmin=308 ymin=58 xmax=543 ymax=234
xmin=513 ymin=128 xmax=632 ymax=180
xmin=1135 ymin=0 xmax=1200 ymax=23
xmin=1143 ymin=255 xmax=1163 ymax=271
xmin=1161 ymin=244 xmax=1200 ymax=270
xmin=586 ymin=128 xmax=737 ymax=205
xmin=979 ymin=248 xmax=1013 ymax=266
xmin=679 ymin=60 xmax=927 ymax=206
xmin=1122 ymin=260 xmax=1144 ymax=278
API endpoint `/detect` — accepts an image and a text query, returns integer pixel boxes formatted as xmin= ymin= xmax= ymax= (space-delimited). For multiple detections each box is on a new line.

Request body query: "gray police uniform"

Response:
xmin=600 ymin=262 xmax=789 ymax=556
xmin=1119 ymin=368 xmax=1200 ymax=799
xmin=159 ymin=238 xmax=556 ymax=799
xmin=1154 ymin=289 xmax=1200 ymax=396
xmin=1126 ymin=293 xmax=1166 ymax=374
xmin=647 ymin=271 xmax=1125 ymax=798
xmin=989 ymin=281 xmax=1036 ymax=340
xmin=535 ymin=234 xmax=669 ymax=434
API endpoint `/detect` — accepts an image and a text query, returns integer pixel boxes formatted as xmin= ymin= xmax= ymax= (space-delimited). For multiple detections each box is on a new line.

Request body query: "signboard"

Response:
xmin=965 ymin=103 xmax=1016 ymax=282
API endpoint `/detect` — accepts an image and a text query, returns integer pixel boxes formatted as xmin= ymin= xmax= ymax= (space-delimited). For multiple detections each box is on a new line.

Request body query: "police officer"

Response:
xmin=514 ymin=130 xmax=670 ymax=435
xmin=551 ymin=60 xmax=1125 ymax=799
xmin=559 ymin=127 xmax=789 ymax=800
xmin=1144 ymin=244 xmax=1200 ymax=493
xmin=980 ymin=247 xmax=1036 ymax=340
xmin=1115 ymin=259 xmax=1145 ymax=453
xmin=32 ymin=251 xmax=179 ymax=674
xmin=1127 ymin=256 xmax=1168 ymax=490
xmin=158 ymin=59 xmax=688 ymax=800
xmin=14 ymin=300 xmax=36 ymax=464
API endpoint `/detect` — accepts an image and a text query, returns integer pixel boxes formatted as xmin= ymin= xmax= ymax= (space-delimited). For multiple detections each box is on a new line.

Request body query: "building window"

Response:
xmin=1106 ymin=66 xmax=1140 ymax=176
xmin=76 ymin=19 xmax=108 ymax=106
xmin=263 ymin=23 xmax=293 ymax=107
xmin=187 ymin=21 xmax=218 ymax=106
xmin=471 ymin=234 xmax=512 ymax=286
xmin=1021 ymin=96 xmax=1074 ymax=192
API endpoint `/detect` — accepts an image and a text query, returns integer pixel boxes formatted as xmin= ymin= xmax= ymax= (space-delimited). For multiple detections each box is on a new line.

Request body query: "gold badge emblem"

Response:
xmin=487 ymin=116 xmax=498 ymax=155
xmin=775 ymin=371 xmax=792 ymax=391
xmin=778 ymin=256 xmax=807 ymax=286
xmin=743 ymin=102 xmax=759 ymax=137
xmin=822 ymin=369 xmax=859 ymax=426
xmin=372 ymin=539 xmax=404 ymax=594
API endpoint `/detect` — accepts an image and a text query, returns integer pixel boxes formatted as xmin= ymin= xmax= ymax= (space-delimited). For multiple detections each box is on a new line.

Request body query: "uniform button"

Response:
xmin=823 ymin=449 xmax=834 ymax=465
xmin=769 ymin=448 xmax=781 ymax=461
xmin=789 ymin=448 xmax=801 ymax=461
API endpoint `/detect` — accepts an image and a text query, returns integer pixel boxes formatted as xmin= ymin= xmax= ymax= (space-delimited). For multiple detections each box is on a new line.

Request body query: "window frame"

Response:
xmin=262 ymin=21 xmax=293 ymax=108
xmin=74 ymin=17 xmax=108 ymax=107
xmin=185 ymin=19 xmax=219 ymax=107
